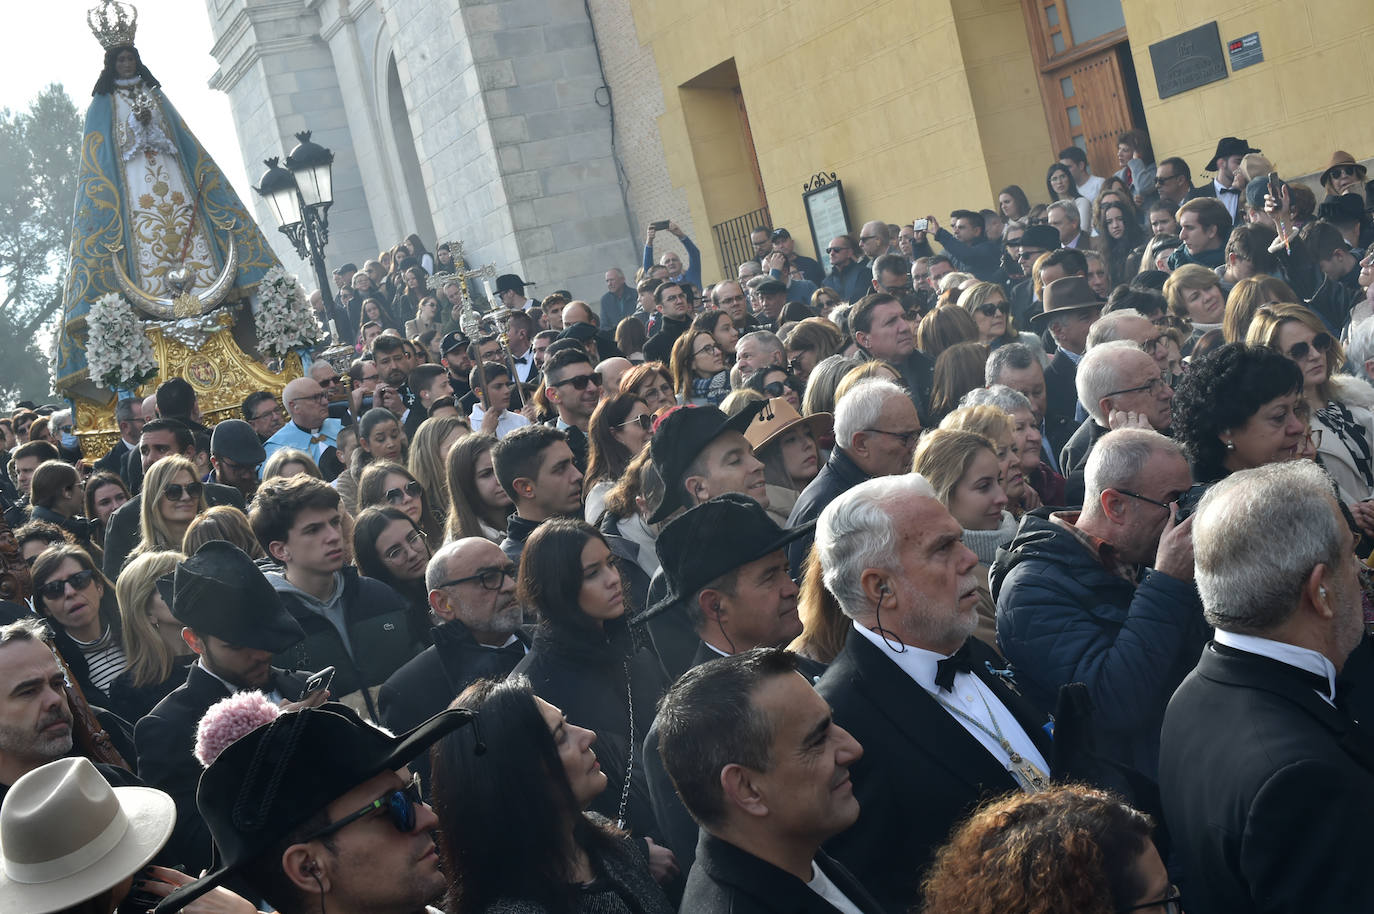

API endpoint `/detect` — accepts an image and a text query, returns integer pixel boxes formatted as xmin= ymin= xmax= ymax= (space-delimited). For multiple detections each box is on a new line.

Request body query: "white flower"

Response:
xmin=256 ymin=268 xmax=319 ymax=359
xmin=86 ymin=292 xmax=158 ymax=391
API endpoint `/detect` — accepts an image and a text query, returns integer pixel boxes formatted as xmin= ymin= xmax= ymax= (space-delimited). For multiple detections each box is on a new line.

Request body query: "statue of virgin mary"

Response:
xmin=55 ymin=0 xmax=283 ymax=403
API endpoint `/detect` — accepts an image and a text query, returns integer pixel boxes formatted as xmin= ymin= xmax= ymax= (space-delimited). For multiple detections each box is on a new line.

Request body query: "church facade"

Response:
xmin=202 ymin=0 xmax=694 ymax=306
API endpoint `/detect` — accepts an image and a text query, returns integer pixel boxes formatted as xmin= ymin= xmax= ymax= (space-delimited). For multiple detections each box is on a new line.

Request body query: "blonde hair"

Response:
xmin=1221 ymin=275 xmax=1300 ymax=343
xmin=787 ymin=552 xmax=849 ymax=665
xmin=182 ymin=505 xmax=265 ymax=560
xmin=409 ymin=415 xmax=467 ymax=523
xmin=114 ymin=551 xmax=185 ymax=688
xmin=1163 ymin=264 xmax=1222 ymax=319
xmin=130 ymin=456 xmax=204 ymax=564
xmin=263 ymin=447 xmax=322 ymax=481
xmin=1245 ymin=302 xmax=1342 ymax=402
xmin=835 ymin=360 xmax=901 ymax=403
xmin=940 ymin=403 xmax=1016 ymax=445
xmin=913 ymin=428 xmax=997 ymax=506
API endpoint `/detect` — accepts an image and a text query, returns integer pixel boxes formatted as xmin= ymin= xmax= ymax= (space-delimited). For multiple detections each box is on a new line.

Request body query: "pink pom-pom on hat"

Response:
xmin=195 ymin=690 xmax=281 ymax=767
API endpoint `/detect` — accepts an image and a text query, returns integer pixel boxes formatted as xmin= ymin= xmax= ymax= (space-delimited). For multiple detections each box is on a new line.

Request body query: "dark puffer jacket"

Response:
xmin=990 ymin=510 xmax=1210 ymax=781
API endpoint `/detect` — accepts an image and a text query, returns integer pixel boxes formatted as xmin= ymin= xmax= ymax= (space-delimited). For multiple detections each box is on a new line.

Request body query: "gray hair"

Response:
xmin=115 ymin=397 xmax=139 ymax=424
xmin=1076 ymin=341 xmax=1148 ymax=425
xmin=425 ymin=539 xmax=464 ymax=591
xmin=961 ymin=384 xmax=1033 ymax=415
xmin=872 ymin=253 xmax=908 ymax=281
xmin=1083 ymin=428 xmax=1179 ymax=510
xmin=834 ymin=378 xmax=908 ymax=450
xmin=737 ymin=330 xmax=783 ymax=358
xmin=0 ymin=616 xmax=50 ymax=648
xmin=1047 ymin=199 xmax=1080 ymax=225
xmin=985 ymin=342 xmax=1037 ymax=386
xmin=802 ymin=355 xmax=864 ymax=417
xmin=1086 ymin=308 xmax=1146 ymax=349
xmin=50 ymin=409 xmax=72 ymax=429
xmin=1348 ymin=317 xmax=1374 ymax=383
xmin=1194 ymin=461 xmax=1343 ymax=633
xmin=816 ymin=474 xmax=937 ymax=619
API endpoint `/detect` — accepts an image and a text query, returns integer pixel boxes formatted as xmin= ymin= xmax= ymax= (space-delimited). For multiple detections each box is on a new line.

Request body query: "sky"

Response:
xmin=5 ymin=0 xmax=254 ymax=201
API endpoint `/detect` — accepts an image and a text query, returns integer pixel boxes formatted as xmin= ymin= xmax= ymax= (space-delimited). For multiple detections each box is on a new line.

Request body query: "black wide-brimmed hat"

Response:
xmin=158 ymin=541 xmax=303 ymax=653
xmin=1205 ymin=137 xmax=1259 ymax=170
xmin=495 ymin=273 xmax=533 ymax=295
xmin=648 ymin=401 xmax=766 ymax=524
xmin=152 ymin=702 xmax=478 ymax=913
xmin=647 ymin=493 xmax=814 ymax=619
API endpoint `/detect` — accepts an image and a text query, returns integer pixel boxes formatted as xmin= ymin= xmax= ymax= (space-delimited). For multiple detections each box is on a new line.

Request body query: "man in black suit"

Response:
xmin=658 ymin=648 xmax=884 ymax=914
xmin=94 ymin=396 xmax=144 ymax=477
xmin=1031 ymin=276 xmax=1101 ymax=435
xmin=849 ymin=293 xmax=934 ymax=426
xmin=1160 ymin=461 xmax=1374 ymax=914
xmin=134 ymin=541 xmax=320 ymax=873
xmin=101 ymin=419 xmax=245 ymax=579
xmin=814 ymin=474 xmax=1053 ymax=913
xmin=378 ymin=536 xmax=528 ymax=738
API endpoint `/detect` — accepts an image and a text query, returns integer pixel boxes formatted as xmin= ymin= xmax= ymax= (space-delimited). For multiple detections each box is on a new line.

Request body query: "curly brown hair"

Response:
xmin=921 ymin=784 xmax=1156 ymax=914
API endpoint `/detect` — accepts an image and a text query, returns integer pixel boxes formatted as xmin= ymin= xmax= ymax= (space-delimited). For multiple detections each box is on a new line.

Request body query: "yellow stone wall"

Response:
xmin=1121 ymin=0 xmax=1374 ymax=184
xmin=626 ymin=0 xmax=1055 ymax=279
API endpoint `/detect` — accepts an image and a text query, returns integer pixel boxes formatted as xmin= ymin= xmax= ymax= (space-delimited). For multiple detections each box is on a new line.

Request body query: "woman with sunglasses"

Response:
xmin=583 ymin=394 xmax=652 ymax=524
xmin=336 ymin=407 xmax=409 ymax=517
xmin=83 ymin=470 xmax=129 ymax=550
xmin=358 ymin=460 xmax=444 ymax=544
xmin=126 ymin=456 xmax=206 ymax=570
xmin=784 ymin=317 xmax=844 ymax=385
xmin=745 ymin=366 xmax=804 ymax=414
xmin=670 ymin=325 xmax=730 ymax=406
xmin=510 ymin=518 xmax=669 ymax=842
xmin=106 ymin=550 xmax=192 ymax=723
xmin=957 ymin=282 xmax=1041 ymax=355
xmin=31 ymin=543 xmax=126 ymax=702
xmin=353 ymin=506 xmax=434 ymax=638
xmin=431 ymin=676 xmax=676 ymax=914
xmin=620 ymin=362 xmax=677 ymax=416
xmin=922 ymin=784 xmax=1173 ymax=914
xmin=445 ymin=433 xmax=512 ymax=543
xmin=1247 ymin=304 xmax=1374 ymax=510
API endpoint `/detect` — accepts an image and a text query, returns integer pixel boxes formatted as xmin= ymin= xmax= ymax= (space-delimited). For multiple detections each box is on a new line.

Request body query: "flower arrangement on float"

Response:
xmin=255 ymin=266 xmax=320 ymax=360
xmin=85 ymin=291 xmax=158 ymax=390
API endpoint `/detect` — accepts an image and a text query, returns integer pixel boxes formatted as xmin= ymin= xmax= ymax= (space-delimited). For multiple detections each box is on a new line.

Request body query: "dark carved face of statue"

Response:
xmin=115 ymin=49 xmax=138 ymax=79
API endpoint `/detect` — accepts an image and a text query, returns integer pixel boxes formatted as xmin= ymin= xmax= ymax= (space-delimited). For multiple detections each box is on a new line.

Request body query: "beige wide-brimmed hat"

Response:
xmin=744 ymin=397 xmax=833 ymax=453
xmin=0 ymin=757 xmax=176 ymax=914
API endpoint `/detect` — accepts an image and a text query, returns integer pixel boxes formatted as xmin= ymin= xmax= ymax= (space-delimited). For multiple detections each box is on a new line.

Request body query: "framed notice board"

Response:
xmin=802 ymin=173 xmax=851 ymax=272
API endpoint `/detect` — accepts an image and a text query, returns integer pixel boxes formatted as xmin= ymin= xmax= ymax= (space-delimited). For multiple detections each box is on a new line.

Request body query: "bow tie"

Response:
xmin=512 ymin=356 xmax=528 ymax=364
xmin=934 ymin=642 xmax=975 ymax=692
xmin=309 ymin=433 xmax=328 ymax=444
xmin=1218 ymin=187 xmax=1240 ymax=196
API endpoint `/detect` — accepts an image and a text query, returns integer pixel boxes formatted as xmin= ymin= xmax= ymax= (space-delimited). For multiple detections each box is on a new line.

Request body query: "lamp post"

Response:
xmin=254 ymin=130 xmax=354 ymax=345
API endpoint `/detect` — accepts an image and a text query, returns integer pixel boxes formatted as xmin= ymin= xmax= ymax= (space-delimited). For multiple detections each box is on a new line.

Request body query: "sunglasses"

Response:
xmin=385 ymin=480 xmax=424 ymax=504
xmin=1329 ymin=166 xmax=1361 ymax=181
xmin=303 ymin=774 xmax=425 ymax=841
xmin=1286 ymin=333 xmax=1332 ymax=362
xmin=825 ymin=246 xmax=850 ymax=254
xmin=762 ymin=380 xmax=802 ymax=398
xmin=616 ymin=414 xmax=653 ymax=432
xmin=554 ymin=372 xmax=602 ymax=391
xmin=38 ymin=569 xmax=97 ymax=600
xmin=162 ymin=482 xmax=203 ymax=502
xmin=974 ymin=302 xmax=1008 ymax=317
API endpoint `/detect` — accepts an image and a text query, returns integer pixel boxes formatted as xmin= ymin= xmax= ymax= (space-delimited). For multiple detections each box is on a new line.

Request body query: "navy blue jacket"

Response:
xmin=990 ymin=511 xmax=1210 ymax=781
xmin=785 ymin=448 xmax=869 ymax=578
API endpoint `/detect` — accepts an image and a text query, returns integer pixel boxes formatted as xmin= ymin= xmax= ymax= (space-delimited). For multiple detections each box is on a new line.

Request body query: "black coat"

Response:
xmin=683 ymin=832 xmax=885 ymax=914
xmin=105 ymin=655 xmax=196 ymax=725
xmin=786 ymin=448 xmax=870 ymax=578
xmin=134 ymin=662 xmax=306 ymax=873
xmin=94 ymin=439 xmax=131 ymax=477
xmin=1043 ymin=349 xmax=1079 ymax=440
xmin=1160 ymin=642 xmax=1374 ymax=914
xmin=378 ymin=620 xmax=531 ymax=737
xmin=1042 ymin=412 xmax=1078 ymax=477
xmin=1058 ymin=417 xmax=1107 ymax=506
xmin=101 ymin=482 xmax=245 ymax=580
xmin=512 ymin=618 xmax=669 ymax=840
xmin=816 ymin=629 xmax=1052 ymax=914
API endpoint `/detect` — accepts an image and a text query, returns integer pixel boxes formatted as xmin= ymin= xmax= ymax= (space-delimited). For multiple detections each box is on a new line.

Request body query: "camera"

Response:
xmin=650 ymin=220 xmax=670 ymax=231
xmin=360 ymin=395 xmax=374 ymax=412
xmin=1173 ymin=484 xmax=1209 ymax=522
xmin=912 ymin=218 xmax=929 ymax=232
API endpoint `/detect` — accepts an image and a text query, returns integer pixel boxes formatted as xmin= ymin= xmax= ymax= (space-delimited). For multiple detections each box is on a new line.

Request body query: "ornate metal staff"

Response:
xmin=427 ymin=242 xmax=511 ymax=409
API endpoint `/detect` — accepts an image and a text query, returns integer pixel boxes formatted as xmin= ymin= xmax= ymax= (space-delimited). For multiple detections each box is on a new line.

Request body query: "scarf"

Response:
xmin=962 ymin=511 xmax=1020 ymax=566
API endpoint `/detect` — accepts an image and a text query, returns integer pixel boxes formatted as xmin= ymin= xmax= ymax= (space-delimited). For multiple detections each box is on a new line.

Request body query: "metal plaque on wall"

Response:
xmin=1148 ymin=22 xmax=1228 ymax=99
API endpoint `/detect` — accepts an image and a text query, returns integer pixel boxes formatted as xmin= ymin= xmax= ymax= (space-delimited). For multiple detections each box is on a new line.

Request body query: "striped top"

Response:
xmin=71 ymin=627 xmax=127 ymax=694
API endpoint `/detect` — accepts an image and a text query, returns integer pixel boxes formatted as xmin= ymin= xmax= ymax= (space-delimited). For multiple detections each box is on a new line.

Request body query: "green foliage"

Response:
xmin=0 ymin=83 xmax=82 ymax=404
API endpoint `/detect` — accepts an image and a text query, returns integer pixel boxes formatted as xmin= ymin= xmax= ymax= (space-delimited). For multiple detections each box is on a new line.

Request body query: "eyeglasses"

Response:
xmin=384 ymin=480 xmax=424 ymax=504
xmin=1119 ymin=886 xmax=1183 ymax=914
xmin=1015 ymin=249 xmax=1046 ymax=262
xmin=382 ymin=529 xmax=428 ymax=563
xmin=162 ymin=482 xmax=204 ymax=502
xmin=289 ymin=392 xmax=329 ymax=405
xmin=554 ymin=372 xmax=602 ymax=391
xmin=1139 ymin=334 xmax=1168 ymax=355
xmin=974 ymin=302 xmax=1008 ymax=317
xmin=862 ymin=428 xmax=921 ymax=448
xmin=37 ymin=569 xmax=97 ymax=601
xmin=1156 ymin=172 xmax=1183 ymax=184
xmin=1304 ymin=428 xmax=1323 ymax=450
xmin=317 ymin=375 xmax=342 ymax=386
xmin=1105 ymin=377 xmax=1169 ymax=399
xmin=251 ymin=405 xmax=284 ymax=421
xmin=302 ymin=774 xmax=425 ymax=842
xmin=1285 ymin=332 xmax=1332 ymax=362
xmin=693 ymin=342 xmax=722 ymax=357
xmin=859 ymin=235 xmax=879 ymax=243
xmin=438 ymin=563 xmax=517 ymax=591
xmin=616 ymin=414 xmax=653 ymax=432
xmin=1114 ymin=488 xmax=1175 ymax=512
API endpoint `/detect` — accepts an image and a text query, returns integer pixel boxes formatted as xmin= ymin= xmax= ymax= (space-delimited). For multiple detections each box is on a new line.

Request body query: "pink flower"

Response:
xmin=195 ymin=690 xmax=281 ymax=767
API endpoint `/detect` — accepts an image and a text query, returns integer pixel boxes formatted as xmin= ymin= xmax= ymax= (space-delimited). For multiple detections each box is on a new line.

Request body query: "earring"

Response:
xmin=1320 ymin=586 xmax=1327 ymax=597
xmin=1224 ymin=440 xmax=1234 ymax=450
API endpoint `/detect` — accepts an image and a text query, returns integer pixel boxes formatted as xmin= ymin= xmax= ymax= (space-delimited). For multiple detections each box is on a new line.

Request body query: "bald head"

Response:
xmin=282 ymin=377 xmax=328 ymax=428
xmin=141 ymin=394 xmax=158 ymax=420
xmin=562 ymin=301 xmax=596 ymax=327
xmin=426 ymin=536 xmax=521 ymax=641
xmin=597 ymin=357 xmax=633 ymax=397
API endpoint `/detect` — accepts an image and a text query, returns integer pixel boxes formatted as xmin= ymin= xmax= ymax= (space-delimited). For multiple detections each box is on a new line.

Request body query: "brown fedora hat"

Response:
xmin=1029 ymin=276 xmax=1101 ymax=328
xmin=1320 ymin=150 xmax=1367 ymax=189
xmin=744 ymin=397 xmax=833 ymax=454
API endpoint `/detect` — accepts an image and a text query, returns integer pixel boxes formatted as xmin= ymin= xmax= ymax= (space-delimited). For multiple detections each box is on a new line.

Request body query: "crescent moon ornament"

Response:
xmin=106 ymin=241 xmax=238 ymax=320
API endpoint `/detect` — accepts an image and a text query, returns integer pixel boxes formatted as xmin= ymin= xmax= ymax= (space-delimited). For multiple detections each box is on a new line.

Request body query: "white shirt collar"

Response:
xmin=852 ymin=621 xmax=950 ymax=692
xmin=1213 ymin=629 xmax=1338 ymax=705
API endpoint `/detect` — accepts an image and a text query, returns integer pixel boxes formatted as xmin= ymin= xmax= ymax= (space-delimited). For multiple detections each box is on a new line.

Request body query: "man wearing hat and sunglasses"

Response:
xmin=1194 ymin=136 xmax=1260 ymax=223
xmin=151 ymin=700 xmax=478 ymax=914
xmin=134 ymin=541 xmax=321 ymax=873
xmin=641 ymin=492 xmax=824 ymax=868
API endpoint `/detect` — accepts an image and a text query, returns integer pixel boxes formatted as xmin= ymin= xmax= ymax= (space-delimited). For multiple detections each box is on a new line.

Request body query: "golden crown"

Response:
xmin=87 ymin=0 xmax=138 ymax=50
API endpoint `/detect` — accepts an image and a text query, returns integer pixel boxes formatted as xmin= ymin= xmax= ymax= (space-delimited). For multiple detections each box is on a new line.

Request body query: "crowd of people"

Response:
xmin=3 ymin=131 xmax=1374 ymax=914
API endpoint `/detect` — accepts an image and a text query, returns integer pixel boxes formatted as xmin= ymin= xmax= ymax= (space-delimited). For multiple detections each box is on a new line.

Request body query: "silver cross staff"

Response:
xmin=427 ymin=240 xmax=497 ymax=337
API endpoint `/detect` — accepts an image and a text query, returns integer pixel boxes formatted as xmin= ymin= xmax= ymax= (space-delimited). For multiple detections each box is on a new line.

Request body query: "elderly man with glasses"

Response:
xmin=263 ymin=377 xmax=346 ymax=482
xmin=378 ymin=537 xmax=529 ymax=745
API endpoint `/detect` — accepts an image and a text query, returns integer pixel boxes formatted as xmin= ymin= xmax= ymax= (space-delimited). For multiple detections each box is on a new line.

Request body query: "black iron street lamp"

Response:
xmin=254 ymin=131 xmax=353 ymax=345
